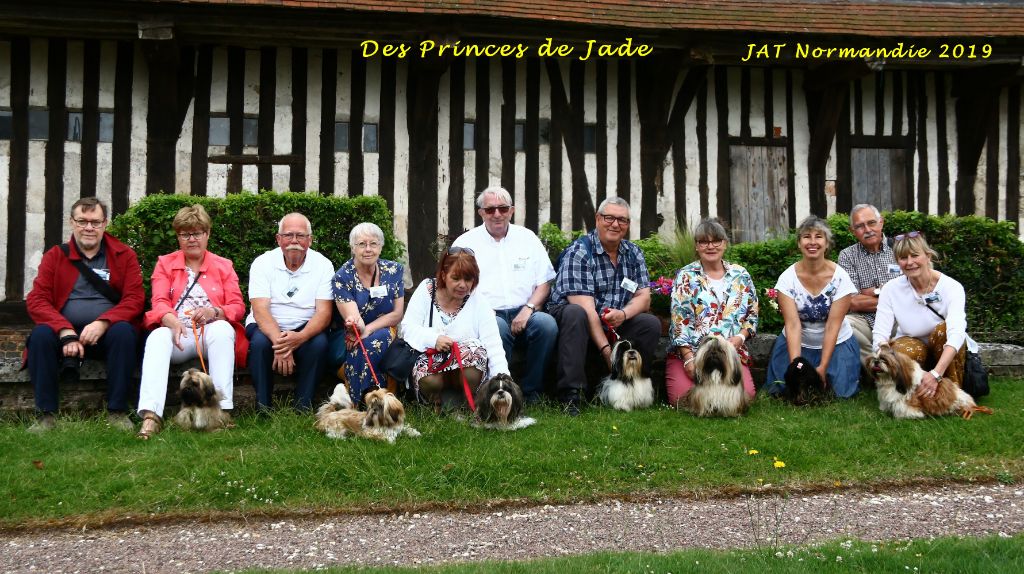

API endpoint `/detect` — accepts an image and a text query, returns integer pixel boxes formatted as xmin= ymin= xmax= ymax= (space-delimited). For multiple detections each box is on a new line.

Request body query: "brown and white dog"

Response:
xmin=684 ymin=334 xmax=751 ymax=417
xmin=315 ymin=383 xmax=421 ymax=443
xmin=866 ymin=344 xmax=993 ymax=420
xmin=598 ymin=339 xmax=654 ymax=411
xmin=473 ymin=373 xmax=536 ymax=430
xmin=174 ymin=368 xmax=234 ymax=431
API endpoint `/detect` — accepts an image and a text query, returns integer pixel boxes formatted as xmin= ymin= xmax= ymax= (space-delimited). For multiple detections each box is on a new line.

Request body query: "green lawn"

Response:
xmin=233 ymin=535 xmax=1024 ymax=574
xmin=2 ymin=379 xmax=1021 ymax=529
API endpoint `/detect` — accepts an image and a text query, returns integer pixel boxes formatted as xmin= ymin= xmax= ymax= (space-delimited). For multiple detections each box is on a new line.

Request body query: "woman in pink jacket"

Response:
xmin=136 ymin=204 xmax=247 ymax=439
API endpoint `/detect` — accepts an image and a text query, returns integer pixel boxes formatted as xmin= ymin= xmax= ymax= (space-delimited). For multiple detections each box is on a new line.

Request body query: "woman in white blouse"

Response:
xmin=872 ymin=231 xmax=971 ymax=396
xmin=764 ymin=216 xmax=861 ymax=398
xmin=400 ymin=247 xmax=509 ymax=412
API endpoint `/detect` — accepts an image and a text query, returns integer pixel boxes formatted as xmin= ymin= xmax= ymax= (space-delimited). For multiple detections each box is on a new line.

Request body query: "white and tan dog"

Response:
xmin=174 ymin=368 xmax=233 ymax=431
xmin=315 ymin=384 xmax=421 ymax=443
xmin=598 ymin=340 xmax=654 ymax=411
xmin=684 ymin=334 xmax=751 ymax=417
xmin=866 ymin=344 xmax=992 ymax=420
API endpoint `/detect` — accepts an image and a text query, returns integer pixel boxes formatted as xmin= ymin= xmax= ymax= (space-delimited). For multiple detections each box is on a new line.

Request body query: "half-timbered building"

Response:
xmin=1 ymin=0 xmax=1022 ymax=299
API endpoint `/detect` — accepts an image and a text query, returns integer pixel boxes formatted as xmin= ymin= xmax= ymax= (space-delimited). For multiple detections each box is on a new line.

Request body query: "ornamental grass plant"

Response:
xmin=3 ymin=379 xmax=1022 ymax=529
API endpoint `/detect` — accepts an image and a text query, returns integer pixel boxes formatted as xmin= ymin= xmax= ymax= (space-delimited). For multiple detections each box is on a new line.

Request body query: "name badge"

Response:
xmin=369 ymin=285 xmax=389 ymax=299
xmin=888 ymin=264 xmax=902 ymax=275
xmin=95 ymin=269 xmax=111 ymax=282
xmin=621 ymin=278 xmax=638 ymax=293
xmin=513 ymin=257 xmax=529 ymax=271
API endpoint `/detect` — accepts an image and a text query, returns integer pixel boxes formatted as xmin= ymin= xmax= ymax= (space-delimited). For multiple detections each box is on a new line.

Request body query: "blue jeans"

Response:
xmin=495 ymin=307 xmax=558 ymax=402
xmin=246 ymin=323 xmax=328 ymax=410
xmin=27 ymin=322 xmax=138 ymax=413
xmin=763 ymin=331 xmax=861 ymax=398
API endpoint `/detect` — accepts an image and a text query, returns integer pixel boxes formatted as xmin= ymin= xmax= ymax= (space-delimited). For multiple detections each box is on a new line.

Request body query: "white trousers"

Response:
xmin=137 ymin=320 xmax=235 ymax=417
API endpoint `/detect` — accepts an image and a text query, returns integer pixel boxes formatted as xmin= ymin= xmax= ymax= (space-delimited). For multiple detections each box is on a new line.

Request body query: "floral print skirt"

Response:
xmin=411 ymin=338 xmax=489 ymax=397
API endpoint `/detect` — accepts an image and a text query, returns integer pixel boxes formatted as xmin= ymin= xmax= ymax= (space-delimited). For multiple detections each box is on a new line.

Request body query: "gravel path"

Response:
xmin=3 ymin=483 xmax=1022 ymax=573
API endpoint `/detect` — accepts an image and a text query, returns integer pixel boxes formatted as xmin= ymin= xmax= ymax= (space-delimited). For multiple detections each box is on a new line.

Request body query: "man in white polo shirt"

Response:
xmin=451 ymin=186 xmax=557 ymax=403
xmin=246 ymin=213 xmax=335 ymax=410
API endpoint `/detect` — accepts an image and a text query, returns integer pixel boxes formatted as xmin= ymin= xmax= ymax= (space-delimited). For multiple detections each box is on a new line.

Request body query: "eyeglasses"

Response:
xmin=447 ymin=246 xmax=475 ymax=256
xmin=482 ymin=205 xmax=512 ymax=215
xmin=177 ymin=231 xmax=207 ymax=240
xmin=72 ymin=218 xmax=106 ymax=229
xmin=598 ymin=213 xmax=630 ymax=226
xmin=697 ymin=239 xmax=724 ymax=248
xmin=354 ymin=241 xmax=381 ymax=250
xmin=278 ymin=232 xmax=311 ymax=241
xmin=894 ymin=231 xmax=922 ymax=242
xmin=852 ymin=219 xmax=880 ymax=231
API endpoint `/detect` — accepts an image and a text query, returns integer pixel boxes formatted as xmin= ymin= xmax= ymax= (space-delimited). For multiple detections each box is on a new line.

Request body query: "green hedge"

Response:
xmin=108 ymin=192 xmax=404 ymax=298
xmin=539 ymin=214 xmax=1024 ymax=342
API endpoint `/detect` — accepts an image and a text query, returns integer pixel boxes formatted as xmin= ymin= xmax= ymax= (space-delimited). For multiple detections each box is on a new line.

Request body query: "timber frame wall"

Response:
xmin=1 ymin=37 xmax=1022 ymax=298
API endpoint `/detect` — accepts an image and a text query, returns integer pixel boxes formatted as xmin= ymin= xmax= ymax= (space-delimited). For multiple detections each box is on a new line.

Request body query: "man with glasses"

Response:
xmin=451 ymin=186 xmax=557 ymax=403
xmin=24 ymin=197 xmax=144 ymax=432
xmin=245 ymin=213 xmax=335 ymax=410
xmin=837 ymin=203 xmax=902 ymax=362
xmin=547 ymin=197 xmax=661 ymax=415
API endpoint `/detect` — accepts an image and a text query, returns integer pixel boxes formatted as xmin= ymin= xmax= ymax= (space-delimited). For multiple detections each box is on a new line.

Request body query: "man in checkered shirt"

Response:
xmin=547 ymin=197 xmax=661 ymax=415
xmin=837 ymin=204 xmax=902 ymax=362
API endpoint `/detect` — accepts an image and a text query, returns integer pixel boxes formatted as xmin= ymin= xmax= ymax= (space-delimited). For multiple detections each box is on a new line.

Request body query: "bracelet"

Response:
xmin=738 ymin=332 xmax=747 ymax=342
xmin=683 ymin=357 xmax=695 ymax=366
xmin=929 ymin=369 xmax=942 ymax=380
xmin=600 ymin=343 xmax=611 ymax=353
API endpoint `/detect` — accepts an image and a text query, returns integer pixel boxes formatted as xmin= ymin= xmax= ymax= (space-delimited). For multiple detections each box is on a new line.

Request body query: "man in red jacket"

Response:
xmin=25 ymin=197 xmax=145 ymax=432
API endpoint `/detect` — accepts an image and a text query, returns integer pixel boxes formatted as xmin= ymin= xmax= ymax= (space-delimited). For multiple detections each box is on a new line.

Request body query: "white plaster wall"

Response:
xmin=273 ymin=47 xmax=293 ymax=192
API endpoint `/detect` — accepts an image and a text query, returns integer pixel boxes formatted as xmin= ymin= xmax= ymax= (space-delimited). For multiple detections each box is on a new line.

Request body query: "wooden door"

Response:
xmin=851 ymin=148 xmax=908 ymax=212
xmin=729 ymin=145 xmax=789 ymax=243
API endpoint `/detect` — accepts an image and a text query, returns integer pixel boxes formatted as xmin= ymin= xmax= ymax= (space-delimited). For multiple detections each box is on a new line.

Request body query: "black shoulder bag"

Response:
xmin=924 ymin=302 xmax=990 ymax=399
xmin=379 ymin=280 xmax=435 ymax=387
xmin=60 ymin=243 xmax=121 ymax=304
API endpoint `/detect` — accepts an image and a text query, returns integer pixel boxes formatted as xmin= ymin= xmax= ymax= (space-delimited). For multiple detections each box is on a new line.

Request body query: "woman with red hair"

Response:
xmin=400 ymin=247 xmax=509 ymax=412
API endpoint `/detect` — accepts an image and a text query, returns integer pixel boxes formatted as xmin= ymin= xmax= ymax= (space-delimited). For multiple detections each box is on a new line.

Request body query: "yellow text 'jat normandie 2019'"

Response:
xmin=360 ymin=38 xmax=654 ymax=61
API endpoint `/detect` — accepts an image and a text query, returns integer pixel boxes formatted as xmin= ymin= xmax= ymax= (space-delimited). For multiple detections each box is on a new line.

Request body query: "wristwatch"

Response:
xmin=872 ymin=288 xmax=881 ymax=297
xmin=525 ymin=303 xmax=537 ymax=312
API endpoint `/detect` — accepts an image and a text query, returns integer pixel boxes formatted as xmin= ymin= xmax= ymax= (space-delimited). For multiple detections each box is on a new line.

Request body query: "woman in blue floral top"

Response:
xmin=667 ymin=218 xmax=759 ymax=407
xmin=332 ymin=222 xmax=406 ymax=404
xmin=764 ymin=216 xmax=860 ymax=398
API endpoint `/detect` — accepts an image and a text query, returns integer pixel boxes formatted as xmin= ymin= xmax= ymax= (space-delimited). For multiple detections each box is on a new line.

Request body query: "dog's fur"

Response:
xmin=866 ymin=344 xmax=992 ymax=419
xmin=598 ymin=339 xmax=654 ymax=411
xmin=314 ymin=383 xmax=420 ymax=443
xmin=473 ymin=373 xmax=536 ymax=430
xmin=684 ymin=335 xmax=750 ymax=417
xmin=781 ymin=356 xmax=831 ymax=406
xmin=174 ymin=368 xmax=233 ymax=431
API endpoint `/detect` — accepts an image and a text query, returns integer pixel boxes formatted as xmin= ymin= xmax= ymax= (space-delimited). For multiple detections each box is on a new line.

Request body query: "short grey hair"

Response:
xmin=796 ymin=215 xmax=833 ymax=251
xmin=349 ymin=222 xmax=385 ymax=250
xmin=597 ymin=196 xmax=630 ymax=214
xmin=476 ymin=186 xmax=513 ymax=208
xmin=278 ymin=212 xmax=312 ymax=234
xmin=693 ymin=218 xmax=729 ymax=243
xmin=849 ymin=204 xmax=882 ymax=227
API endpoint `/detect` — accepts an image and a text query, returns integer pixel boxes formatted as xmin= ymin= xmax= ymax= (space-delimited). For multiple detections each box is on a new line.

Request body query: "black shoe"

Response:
xmin=562 ymin=397 xmax=581 ymax=417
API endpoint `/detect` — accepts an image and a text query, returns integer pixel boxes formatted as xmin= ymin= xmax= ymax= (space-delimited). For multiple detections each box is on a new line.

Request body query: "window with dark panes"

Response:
xmin=514 ymin=122 xmax=525 ymax=151
xmin=582 ymin=124 xmax=597 ymax=154
xmin=363 ymin=123 xmax=378 ymax=153
xmin=66 ymin=112 xmax=83 ymax=142
xmin=28 ymin=109 xmax=49 ymax=140
xmin=538 ymin=118 xmax=551 ymax=145
xmin=98 ymin=112 xmax=115 ymax=143
xmin=242 ymin=117 xmax=259 ymax=147
xmin=209 ymin=116 xmax=230 ymax=146
xmin=463 ymin=122 xmax=475 ymax=150
xmin=0 ymin=110 xmax=11 ymax=140
xmin=334 ymin=122 xmax=349 ymax=152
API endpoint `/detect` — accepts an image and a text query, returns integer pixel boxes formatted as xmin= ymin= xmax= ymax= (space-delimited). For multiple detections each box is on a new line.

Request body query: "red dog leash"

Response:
xmin=451 ymin=342 xmax=477 ymax=411
xmin=600 ymin=307 xmax=620 ymax=344
xmin=185 ymin=310 xmax=208 ymax=374
xmin=349 ymin=323 xmax=383 ymax=390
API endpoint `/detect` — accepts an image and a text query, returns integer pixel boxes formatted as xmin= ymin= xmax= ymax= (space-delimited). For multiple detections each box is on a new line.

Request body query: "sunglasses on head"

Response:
xmin=447 ymin=246 xmax=475 ymax=256
xmin=894 ymin=231 xmax=922 ymax=242
xmin=482 ymin=205 xmax=511 ymax=215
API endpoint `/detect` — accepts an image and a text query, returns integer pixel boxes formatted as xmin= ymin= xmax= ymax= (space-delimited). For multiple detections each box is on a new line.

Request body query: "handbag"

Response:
xmin=379 ymin=282 xmax=436 ymax=383
xmin=924 ymin=303 xmax=990 ymax=399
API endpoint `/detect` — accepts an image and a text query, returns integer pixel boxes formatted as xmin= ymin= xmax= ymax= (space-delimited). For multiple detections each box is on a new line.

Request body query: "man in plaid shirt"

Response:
xmin=837 ymin=204 xmax=901 ymax=362
xmin=547 ymin=197 xmax=661 ymax=415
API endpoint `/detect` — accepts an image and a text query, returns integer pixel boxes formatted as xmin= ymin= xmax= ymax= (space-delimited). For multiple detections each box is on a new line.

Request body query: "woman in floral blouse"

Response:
xmin=764 ymin=216 xmax=860 ymax=398
xmin=667 ymin=218 xmax=759 ymax=407
xmin=332 ymin=222 xmax=405 ymax=404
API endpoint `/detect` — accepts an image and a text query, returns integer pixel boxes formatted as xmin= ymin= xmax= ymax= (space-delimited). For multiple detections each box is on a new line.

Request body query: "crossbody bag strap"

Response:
xmin=429 ymin=279 xmax=436 ymax=327
xmin=60 ymin=242 xmax=122 ymax=305
xmin=174 ymin=273 xmax=202 ymax=312
xmin=924 ymin=302 xmax=945 ymax=322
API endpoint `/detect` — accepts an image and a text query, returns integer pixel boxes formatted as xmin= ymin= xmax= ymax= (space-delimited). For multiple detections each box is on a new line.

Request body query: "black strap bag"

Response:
xmin=924 ymin=303 xmax=990 ymax=399
xmin=379 ymin=282 xmax=435 ymax=386
xmin=60 ymin=242 xmax=121 ymax=304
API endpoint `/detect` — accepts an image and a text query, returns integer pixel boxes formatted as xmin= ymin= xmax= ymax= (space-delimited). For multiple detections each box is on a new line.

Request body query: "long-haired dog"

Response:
xmin=866 ymin=344 xmax=993 ymax=420
xmin=473 ymin=373 xmax=536 ymax=430
xmin=781 ymin=356 xmax=831 ymax=406
xmin=315 ymin=383 xmax=420 ymax=443
xmin=684 ymin=335 xmax=750 ymax=417
xmin=598 ymin=340 xmax=654 ymax=411
xmin=174 ymin=368 xmax=233 ymax=431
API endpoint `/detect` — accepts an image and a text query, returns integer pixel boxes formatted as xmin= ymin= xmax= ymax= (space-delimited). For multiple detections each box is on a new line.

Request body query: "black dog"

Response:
xmin=782 ymin=357 xmax=831 ymax=406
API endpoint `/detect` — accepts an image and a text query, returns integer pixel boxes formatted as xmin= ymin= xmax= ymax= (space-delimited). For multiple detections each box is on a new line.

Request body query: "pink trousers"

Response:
xmin=664 ymin=352 xmax=756 ymax=407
